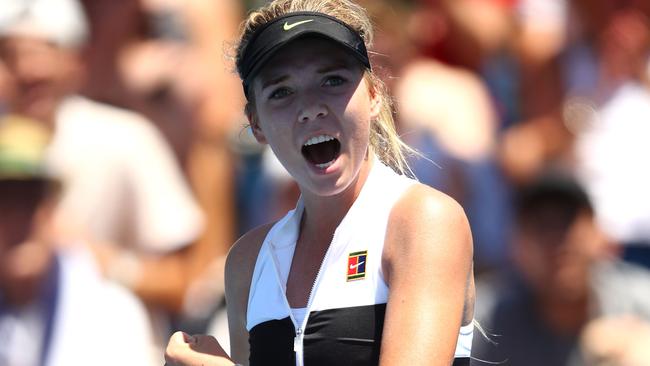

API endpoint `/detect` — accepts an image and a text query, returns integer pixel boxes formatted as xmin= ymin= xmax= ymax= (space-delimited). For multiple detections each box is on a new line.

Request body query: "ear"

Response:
xmin=246 ymin=107 xmax=267 ymax=144
xmin=368 ymin=84 xmax=381 ymax=120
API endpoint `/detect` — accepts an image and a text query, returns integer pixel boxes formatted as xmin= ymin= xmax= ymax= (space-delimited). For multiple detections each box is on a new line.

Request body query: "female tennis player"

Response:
xmin=165 ymin=0 xmax=475 ymax=365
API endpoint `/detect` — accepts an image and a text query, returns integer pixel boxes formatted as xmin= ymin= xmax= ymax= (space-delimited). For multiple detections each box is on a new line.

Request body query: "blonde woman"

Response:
xmin=165 ymin=0 xmax=475 ymax=365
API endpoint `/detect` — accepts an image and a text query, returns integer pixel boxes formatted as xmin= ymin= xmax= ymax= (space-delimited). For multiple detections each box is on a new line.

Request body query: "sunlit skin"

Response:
xmin=248 ymin=38 xmax=380 ymax=221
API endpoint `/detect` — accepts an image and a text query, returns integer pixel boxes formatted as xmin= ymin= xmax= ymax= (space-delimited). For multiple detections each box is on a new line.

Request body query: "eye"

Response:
xmin=323 ymin=75 xmax=346 ymax=87
xmin=269 ymin=87 xmax=292 ymax=100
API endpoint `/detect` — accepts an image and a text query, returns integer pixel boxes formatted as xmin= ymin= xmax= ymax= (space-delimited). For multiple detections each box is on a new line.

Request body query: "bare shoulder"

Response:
xmin=391 ymin=183 xmax=471 ymax=236
xmin=224 ymin=222 xmax=275 ymax=323
xmin=226 ymin=223 xmax=275 ymax=268
xmin=383 ymin=183 xmax=473 ymax=280
xmin=225 ymin=222 xmax=275 ymax=292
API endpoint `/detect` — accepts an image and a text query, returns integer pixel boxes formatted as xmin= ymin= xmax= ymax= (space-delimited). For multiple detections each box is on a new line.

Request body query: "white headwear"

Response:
xmin=0 ymin=0 xmax=88 ymax=48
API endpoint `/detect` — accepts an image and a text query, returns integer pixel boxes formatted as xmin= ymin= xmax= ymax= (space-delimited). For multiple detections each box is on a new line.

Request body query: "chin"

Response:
xmin=19 ymin=98 xmax=57 ymax=122
xmin=302 ymin=161 xmax=364 ymax=198
xmin=301 ymin=174 xmax=350 ymax=197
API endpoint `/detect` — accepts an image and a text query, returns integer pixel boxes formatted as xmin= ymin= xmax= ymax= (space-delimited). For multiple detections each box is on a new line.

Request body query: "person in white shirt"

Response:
xmin=0 ymin=0 xmax=204 ymax=314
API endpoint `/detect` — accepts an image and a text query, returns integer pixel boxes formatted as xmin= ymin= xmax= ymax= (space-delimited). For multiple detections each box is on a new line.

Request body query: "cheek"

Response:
xmin=255 ymin=114 xmax=295 ymax=153
xmin=343 ymin=93 xmax=373 ymax=141
xmin=257 ymin=116 xmax=284 ymax=139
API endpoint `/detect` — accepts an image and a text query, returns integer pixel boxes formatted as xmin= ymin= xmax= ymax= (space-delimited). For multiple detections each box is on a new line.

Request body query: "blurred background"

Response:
xmin=0 ymin=0 xmax=648 ymax=365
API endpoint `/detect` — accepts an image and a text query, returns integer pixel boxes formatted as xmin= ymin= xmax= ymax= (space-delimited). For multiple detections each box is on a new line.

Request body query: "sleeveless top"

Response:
xmin=246 ymin=160 xmax=473 ymax=366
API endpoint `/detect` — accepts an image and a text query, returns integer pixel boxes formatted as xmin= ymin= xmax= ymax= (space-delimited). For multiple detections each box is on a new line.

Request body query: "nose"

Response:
xmin=9 ymin=49 xmax=48 ymax=85
xmin=297 ymin=92 xmax=328 ymax=123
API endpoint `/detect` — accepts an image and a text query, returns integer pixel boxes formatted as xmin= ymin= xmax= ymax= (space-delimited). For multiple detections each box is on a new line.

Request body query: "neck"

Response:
xmin=39 ymin=113 xmax=57 ymax=131
xmin=300 ymin=154 xmax=375 ymax=238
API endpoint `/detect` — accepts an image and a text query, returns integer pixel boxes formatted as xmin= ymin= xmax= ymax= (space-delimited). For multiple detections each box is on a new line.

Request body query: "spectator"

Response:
xmin=472 ymin=173 xmax=650 ymax=365
xmin=572 ymin=7 xmax=650 ymax=268
xmin=78 ymin=0 xmax=245 ymax=323
xmin=0 ymin=115 xmax=155 ymax=366
xmin=0 ymin=0 xmax=204 ymax=315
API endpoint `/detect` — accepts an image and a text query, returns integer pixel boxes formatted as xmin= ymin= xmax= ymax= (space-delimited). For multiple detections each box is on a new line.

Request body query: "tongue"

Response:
xmin=302 ymin=140 xmax=340 ymax=165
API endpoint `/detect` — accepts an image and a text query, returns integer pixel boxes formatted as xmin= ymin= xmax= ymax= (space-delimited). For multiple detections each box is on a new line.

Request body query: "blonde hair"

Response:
xmin=235 ymin=0 xmax=416 ymax=176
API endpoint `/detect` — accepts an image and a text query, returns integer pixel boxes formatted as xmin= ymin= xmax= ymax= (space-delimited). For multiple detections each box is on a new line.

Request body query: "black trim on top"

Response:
xmin=249 ymin=303 xmax=471 ymax=365
xmin=302 ymin=303 xmax=386 ymax=366
xmin=249 ymin=317 xmax=296 ymax=366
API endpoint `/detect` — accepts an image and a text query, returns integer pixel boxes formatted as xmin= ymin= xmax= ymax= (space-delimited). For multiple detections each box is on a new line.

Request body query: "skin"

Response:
xmin=166 ymin=37 xmax=474 ymax=366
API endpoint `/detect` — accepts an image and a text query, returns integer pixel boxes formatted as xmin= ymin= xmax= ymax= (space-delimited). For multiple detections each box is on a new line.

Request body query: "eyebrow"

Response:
xmin=260 ymin=74 xmax=290 ymax=91
xmin=259 ymin=61 xmax=353 ymax=91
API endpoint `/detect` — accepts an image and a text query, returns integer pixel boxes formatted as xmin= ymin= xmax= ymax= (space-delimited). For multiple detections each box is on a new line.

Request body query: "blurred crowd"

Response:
xmin=0 ymin=0 xmax=649 ymax=365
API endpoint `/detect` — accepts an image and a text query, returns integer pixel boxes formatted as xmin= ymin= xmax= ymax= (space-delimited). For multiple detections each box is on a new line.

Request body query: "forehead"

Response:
xmin=0 ymin=36 xmax=61 ymax=58
xmin=255 ymin=37 xmax=362 ymax=80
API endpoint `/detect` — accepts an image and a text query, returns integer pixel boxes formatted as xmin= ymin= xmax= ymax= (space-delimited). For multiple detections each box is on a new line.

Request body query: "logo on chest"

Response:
xmin=347 ymin=250 xmax=367 ymax=281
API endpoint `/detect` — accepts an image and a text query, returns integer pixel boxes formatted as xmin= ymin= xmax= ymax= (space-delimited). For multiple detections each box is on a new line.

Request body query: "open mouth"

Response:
xmin=301 ymin=135 xmax=341 ymax=169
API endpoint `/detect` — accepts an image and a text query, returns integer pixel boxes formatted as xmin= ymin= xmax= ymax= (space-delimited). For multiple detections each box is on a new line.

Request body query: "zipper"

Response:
xmin=293 ymin=327 xmax=304 ymax=365
xmin=296 ymin=234 xmax=334 ymax=366
xmin=270 ymin=229 xmax=338 ymax=366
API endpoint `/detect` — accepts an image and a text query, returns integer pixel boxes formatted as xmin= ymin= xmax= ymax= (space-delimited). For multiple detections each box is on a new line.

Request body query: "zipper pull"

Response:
xmin=293 ymin=328 xmax=302 ymax=352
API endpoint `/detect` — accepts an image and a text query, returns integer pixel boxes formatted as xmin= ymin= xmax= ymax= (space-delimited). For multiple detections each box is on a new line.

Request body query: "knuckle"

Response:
xmin=165 ymin=333 xmax=184 ymax=358
xmin=164 ymin=345 xmax=177 ymax=360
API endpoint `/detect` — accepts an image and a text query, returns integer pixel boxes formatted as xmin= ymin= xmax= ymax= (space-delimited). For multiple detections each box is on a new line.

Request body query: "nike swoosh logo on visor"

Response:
xmin=283 ymin=19 xmax=314 ymax=31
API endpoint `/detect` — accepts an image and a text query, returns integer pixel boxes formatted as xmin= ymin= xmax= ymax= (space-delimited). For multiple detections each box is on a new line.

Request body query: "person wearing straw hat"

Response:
xmin=0 ymin=115 xmax=155 ymax=366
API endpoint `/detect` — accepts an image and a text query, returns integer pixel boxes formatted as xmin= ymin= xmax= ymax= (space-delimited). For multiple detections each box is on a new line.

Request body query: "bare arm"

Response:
xmin=225 ymin=223 xmax=273 ymax=364
xmin=380 ymin=184 xmax=474 ymax=365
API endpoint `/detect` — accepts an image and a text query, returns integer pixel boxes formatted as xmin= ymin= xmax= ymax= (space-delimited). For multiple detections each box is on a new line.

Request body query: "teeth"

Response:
xmin=315 ymin=160 xmax=335 ymax=169
xmin=304 ymin=135 xmax=335 ymax=146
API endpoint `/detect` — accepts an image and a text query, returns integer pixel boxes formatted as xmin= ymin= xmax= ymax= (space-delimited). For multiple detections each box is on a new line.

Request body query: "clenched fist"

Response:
xmin=164 ymin=331 xmax=235 ymax=366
